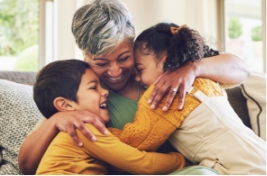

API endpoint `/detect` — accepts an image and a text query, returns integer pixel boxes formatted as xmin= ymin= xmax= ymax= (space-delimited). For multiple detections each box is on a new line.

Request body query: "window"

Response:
xmin=0 ymin=0 xmax=39 ymax=71
xmin=223 ymin=0 xmax=265 ymax=72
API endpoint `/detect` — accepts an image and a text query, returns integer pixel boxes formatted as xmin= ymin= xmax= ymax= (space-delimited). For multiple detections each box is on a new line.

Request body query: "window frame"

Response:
xmin=218 ymin=0 xmax=266 ymax=72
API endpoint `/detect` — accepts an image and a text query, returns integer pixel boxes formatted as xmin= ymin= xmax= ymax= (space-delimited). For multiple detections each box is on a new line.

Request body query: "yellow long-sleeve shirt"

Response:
xmin=36 ymin=123 xmax=185 ymax=175
xmin=108 ymin=78 xmax=224 ymax=151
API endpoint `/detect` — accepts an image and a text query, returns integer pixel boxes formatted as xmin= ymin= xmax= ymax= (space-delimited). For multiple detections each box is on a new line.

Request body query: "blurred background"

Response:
xmin=0 ymin=0 xmax=266 ymax=72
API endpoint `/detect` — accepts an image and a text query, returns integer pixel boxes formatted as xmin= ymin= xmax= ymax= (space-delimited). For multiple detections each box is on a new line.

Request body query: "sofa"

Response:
xmin=0 ymin=70 xmax=265 ymax=175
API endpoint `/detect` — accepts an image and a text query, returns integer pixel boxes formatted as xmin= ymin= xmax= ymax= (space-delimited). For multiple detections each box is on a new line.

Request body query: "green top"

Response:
xmin=105 ymin=86 xmax=138 ymax=129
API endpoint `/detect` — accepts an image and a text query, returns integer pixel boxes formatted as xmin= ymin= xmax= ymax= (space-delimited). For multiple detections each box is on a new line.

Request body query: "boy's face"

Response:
xmin=134 ymin=48 xmax=164 ymax=88
xmin=71 ymin=69 xmax=110 ymax=123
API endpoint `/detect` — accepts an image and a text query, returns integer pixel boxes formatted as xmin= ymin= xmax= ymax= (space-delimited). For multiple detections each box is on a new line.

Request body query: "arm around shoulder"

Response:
xmin=195 ymin=53 xmax=251 ymax=85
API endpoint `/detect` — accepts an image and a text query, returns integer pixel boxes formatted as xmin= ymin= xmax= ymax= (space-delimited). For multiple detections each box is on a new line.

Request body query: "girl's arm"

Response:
xmin=79 ymin=124 xmax=185 ymax=175
xmin=108 ymin=85 xmax=187 ymax=152
xmin=149 ymin=53 xmax=250 ymax=110
xmin=18 ymin=110 xmax=107 ymax=175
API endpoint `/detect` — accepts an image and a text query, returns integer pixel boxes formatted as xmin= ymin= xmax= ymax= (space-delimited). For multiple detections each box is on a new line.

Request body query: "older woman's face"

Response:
xmin=84 ymin=40 xmax=135 ymax=91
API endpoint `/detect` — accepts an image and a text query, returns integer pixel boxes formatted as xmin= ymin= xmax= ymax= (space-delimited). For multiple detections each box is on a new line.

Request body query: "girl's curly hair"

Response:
xmin=134 ymin=22 xmax=219 ymax=71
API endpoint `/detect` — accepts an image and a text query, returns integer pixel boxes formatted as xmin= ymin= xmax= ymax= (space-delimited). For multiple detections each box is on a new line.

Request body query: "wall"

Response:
xmin=50 ymin=0 xmax=220 ymax=61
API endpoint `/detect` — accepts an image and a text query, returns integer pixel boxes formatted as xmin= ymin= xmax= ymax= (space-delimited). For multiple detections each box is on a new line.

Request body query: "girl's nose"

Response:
xmin=135 ymin=74 xmax=141 ymax=82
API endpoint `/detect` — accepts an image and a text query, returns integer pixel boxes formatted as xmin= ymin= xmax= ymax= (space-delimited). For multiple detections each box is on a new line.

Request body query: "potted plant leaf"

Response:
xmin=227 ymin=18 xmax=244 ymax=57
xmin=251 ymin=26 xmax=262 ymax=57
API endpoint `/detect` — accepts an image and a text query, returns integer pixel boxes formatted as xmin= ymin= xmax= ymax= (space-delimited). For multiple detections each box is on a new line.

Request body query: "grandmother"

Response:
xmin=18 ymin=0 xmax=250 ymax=174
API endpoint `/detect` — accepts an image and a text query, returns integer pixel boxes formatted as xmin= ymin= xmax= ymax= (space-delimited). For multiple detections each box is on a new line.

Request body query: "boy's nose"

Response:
xmin=101 ymin=89 xmax=109 ymax=97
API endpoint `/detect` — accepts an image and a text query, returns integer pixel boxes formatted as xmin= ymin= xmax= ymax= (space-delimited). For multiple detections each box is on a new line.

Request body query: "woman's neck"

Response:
xmin=114 ymin=74 xmax=145 ymax=101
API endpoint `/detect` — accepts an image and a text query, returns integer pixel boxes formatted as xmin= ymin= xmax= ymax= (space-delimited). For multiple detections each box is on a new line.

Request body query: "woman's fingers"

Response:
xmin=149 ymin=79 xmax=169 ymax=109
xmin=162 ymin=88 xmax=178 ymax=111
xmin=54 ymin=111 xmax=107 ymax=146
xmin=149 ymin=62 xmax=196 ymax=110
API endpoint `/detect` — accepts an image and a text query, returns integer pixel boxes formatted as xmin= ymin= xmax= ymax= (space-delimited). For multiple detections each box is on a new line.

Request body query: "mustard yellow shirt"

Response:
xmin=36 ymin=123 xmax=185 ymax=175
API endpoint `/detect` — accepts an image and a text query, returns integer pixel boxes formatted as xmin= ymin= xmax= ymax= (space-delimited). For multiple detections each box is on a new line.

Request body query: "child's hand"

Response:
xmin=148 ymin=62 xmax=197 ymax=111
xmin=52 ymin=110 xmax=108 ymax=146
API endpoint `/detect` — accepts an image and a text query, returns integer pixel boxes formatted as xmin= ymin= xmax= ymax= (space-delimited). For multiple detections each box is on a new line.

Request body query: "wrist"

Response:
xmin=189 ymin=61 xmax=199 ymax=77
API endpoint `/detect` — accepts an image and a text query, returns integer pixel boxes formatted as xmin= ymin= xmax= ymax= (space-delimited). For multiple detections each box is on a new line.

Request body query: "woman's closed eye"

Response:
xmin=118 ymin=56 xmax=129 ymax=62
xmin=96 ymin=62 xmax=108 ymax=67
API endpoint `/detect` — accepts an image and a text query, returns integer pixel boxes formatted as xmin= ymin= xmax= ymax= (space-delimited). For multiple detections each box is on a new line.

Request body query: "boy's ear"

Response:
xmin=53 ymin=97 xmax=75 ymax=112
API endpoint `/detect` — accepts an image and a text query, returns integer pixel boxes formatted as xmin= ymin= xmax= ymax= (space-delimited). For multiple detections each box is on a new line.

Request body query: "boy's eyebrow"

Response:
xmin=93 ymin=51 xmax=130 ymax=61
xmin=86 ymin=80 xmax=98 ymax=85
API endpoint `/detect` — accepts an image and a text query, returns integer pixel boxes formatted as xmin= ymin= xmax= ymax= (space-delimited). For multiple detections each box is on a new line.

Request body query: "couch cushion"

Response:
xmin=0 ymin=80 xmax=42 ymax=174
xmin=241 ymin=71 xmax=266 ymax=141
xmin=0 ymin=71 xmax=37 ymax=86
xmin=226 ymin=86 xmax=251 ymax=128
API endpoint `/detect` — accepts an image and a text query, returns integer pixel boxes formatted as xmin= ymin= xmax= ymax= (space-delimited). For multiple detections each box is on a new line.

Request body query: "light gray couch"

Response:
xmin=0 ymin=71 xmax=255 ymax=174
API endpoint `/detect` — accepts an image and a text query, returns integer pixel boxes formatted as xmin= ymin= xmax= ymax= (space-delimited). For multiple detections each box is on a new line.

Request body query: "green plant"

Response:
xmin=14 ymin=45 xmax=38 ymax=71
xmin=228 ymin=18 xmax=242 ymax=39
xmin=250 ymin=26 xmax=262 ymax=41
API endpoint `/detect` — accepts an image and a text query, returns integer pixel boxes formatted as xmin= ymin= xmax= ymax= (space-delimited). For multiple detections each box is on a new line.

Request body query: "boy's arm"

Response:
xmin=80 ymin=123 xmax=185 ymax=175
xmin=18 ymin=111 xmax=107 ymax=175
xmin=108 ymin=85 xmax=186 ymax=152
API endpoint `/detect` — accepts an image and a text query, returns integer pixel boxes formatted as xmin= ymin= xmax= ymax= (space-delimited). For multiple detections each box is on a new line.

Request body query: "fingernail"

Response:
xmin=148 ymin=99 xmax=152 ymax=104
xmin=91 ymin=136 xmax=97 ymax=141
xmin=104 ymin=129 xmax=108 ymax=135
xmin=151 ymin=104 xmax=155 ymax=109
xmin=162 ymin=106 xmax=168 ymax=111
xmin=78 ymin=142 xmax=83 ymax=147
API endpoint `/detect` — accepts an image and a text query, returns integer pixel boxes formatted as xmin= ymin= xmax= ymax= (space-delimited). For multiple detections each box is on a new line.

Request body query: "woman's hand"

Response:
xmin=148 ymin=62 xmax=196 ymax=111
xmin=53 ymin=110 xmax=108 ymax=146
xmin=148 ymin=53 xmax=250 ymax=111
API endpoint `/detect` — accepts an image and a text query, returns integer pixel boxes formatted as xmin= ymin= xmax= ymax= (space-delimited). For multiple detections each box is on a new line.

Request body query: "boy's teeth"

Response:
xmin=100 ymin=103 xmax=107 ymax=109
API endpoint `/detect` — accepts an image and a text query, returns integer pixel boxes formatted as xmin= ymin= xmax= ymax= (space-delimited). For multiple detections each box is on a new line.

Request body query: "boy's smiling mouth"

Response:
xmin=99 ymin=102 xmax=107 ymax=109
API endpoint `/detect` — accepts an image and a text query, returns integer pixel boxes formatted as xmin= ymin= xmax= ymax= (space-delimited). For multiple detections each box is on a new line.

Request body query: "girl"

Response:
xmin=108 ymin=22 xmax=266 ymax=175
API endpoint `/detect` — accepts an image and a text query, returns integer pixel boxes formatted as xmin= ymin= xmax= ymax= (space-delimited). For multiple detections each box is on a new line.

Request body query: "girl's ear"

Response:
xmin=53 ymin=97 xmax=76 ymax=112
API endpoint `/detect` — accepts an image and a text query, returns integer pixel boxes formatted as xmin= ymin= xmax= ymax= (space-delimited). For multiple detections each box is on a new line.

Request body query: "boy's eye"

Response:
xmin=118 ymin=56 xmax=129 ymax=62
xmin=89 ymin=86 xmax=97 ymax=90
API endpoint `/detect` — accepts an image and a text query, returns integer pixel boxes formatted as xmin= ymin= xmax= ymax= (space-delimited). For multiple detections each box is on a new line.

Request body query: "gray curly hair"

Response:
xmin=71 ymin=0 xmax=135 ymax=57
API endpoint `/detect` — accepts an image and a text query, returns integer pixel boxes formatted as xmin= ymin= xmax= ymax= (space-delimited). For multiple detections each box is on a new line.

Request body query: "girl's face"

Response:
xmin=70 ymin=69 xmax=110 ymax=123
xmin=134 ymin=48 xmax=165 ymax=88
xmin=84 ymin=40 xmax=135 ymax=91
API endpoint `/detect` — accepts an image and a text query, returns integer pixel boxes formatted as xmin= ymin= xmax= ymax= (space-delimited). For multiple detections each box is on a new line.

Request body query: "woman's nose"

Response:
xmin=107 ymin=64 xmax=122 ymax=77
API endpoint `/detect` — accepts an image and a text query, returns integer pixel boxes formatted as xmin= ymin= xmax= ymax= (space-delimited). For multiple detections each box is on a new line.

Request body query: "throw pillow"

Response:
xmin=0 ymin=80 xmax=42 ymax=175
xmin=241 ymin=71 xmax=266 ymax=141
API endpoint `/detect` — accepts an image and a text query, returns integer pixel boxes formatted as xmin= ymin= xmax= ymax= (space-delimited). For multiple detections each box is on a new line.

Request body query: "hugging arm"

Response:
xmin=149 ymin=53 xmax=250 ymax=110
xmin=18 ymin=111 xmax=107 ymax=175
xmin=108 ymin=85 xmax=185 ymax=151
xmin=80 ymin=124 xmax=185 ymax=174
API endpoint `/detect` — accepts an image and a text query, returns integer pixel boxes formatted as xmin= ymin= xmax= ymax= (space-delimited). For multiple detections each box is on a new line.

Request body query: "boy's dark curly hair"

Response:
xmin=134 ymin=22 xmax=219 ymax=71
